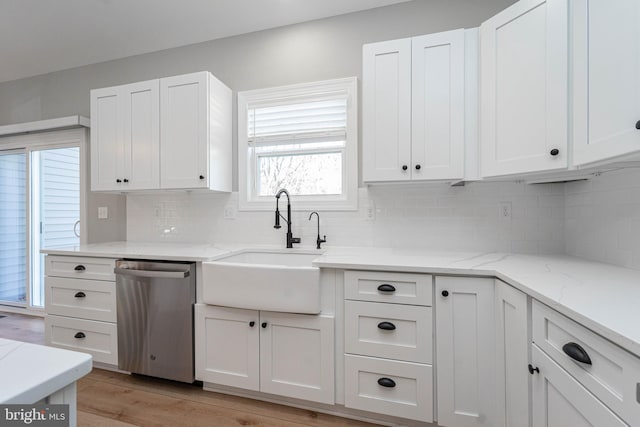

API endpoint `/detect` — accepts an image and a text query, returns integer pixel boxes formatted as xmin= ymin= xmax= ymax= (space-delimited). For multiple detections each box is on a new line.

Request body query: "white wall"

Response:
xmin=127 ymin=181 xmax=565 ymax=255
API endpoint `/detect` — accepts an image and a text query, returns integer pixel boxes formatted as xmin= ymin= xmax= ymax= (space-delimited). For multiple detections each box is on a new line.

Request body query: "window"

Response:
xmin=238 ymin=78 xmax=357 ymax=210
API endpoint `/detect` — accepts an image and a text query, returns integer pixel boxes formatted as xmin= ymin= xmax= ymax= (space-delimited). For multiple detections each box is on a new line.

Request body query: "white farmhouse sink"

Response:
xmin=202 ymin=250 xmax=322 ymax=314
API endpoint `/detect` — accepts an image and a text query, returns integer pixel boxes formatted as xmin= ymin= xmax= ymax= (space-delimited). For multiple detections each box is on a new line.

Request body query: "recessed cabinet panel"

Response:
xmin=412 ymin=30 xmax=465 ymax=180
xmin=362 ymin=39 xmax=412 ymax=182
xmin=572 ymin=0 xmax=640 ymax=165
xmin=160 ymin=72 xmax=208 ymax=189
xmin=45 ymin=314 xmax=118 ymax=365
xmin=344 ymin=270 xmax=432 ymax=306
xmin=90 ymin=90 xmax=122 ymax=191
xmin=480 ymin=0 xmax=568 ymax=177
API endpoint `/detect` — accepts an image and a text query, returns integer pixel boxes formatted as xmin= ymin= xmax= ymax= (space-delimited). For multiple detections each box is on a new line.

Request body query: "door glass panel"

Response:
xmin=0 ymin=152 xmax=26 ymax=305
xmin=30 ymin=147 xmax=80 ymax=308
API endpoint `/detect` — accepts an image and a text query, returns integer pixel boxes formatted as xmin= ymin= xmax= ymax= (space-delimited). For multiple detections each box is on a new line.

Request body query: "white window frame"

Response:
xmin=238 ymin=77 xmax=358 ymax=211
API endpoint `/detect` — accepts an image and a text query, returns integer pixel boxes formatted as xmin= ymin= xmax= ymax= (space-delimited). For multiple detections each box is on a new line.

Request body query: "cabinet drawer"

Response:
xmin=344 ymin=270 xmax=432 ymax=306
xmin=345 ymin=300 xmax=432 ymax=363
xmin=344 ymin=354 xmax=433 ymax=422
xmin=533 ymin=301 xmax=640 ymax=424
xmin=45 ymin=277 xmax=116 ymax=322
xmin=45 ymin=256 xmax=116 ymax=281
xmin=45 ymin=315 xmax=118 ymax=365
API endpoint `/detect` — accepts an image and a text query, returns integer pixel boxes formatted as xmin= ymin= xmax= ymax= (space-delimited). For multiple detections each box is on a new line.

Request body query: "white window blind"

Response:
xmin=247 ymin=97 xmax=348 ymax=145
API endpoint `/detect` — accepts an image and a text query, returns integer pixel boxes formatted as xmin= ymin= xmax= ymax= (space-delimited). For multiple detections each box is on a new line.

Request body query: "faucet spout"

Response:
xmin=274 ymin=188 xmax=300 ymax=248
xmin=308 ymin=211 xmax=326 ymax=249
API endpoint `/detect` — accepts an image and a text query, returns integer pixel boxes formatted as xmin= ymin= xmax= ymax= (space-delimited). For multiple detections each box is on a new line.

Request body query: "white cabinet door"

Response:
xmin=480 ymin=0 xmax=568 ymax=177
xmin=412 ymin=29 xmax=465 ymax=180
xmin=363 ymin=38 xmax=412 ymax=182
xmin=91 ymin=86 xmax=124 ymax=191
xmin=195 ymin=305 xmax=259 ymax=391
xmin=260 ymin=312 xmax=334 ymax=404
xmin=121 ymin=80 xmax=159 ymax=190
xmin=160 ymin=72 xmax=209 ymax=189
xmin=436 ymin=276 xmax=495 ymax=427
xmin=495 ymin=281 xmax=530 ymax=427
xmin=572 ymin=0 xmax=640 ymax=166
xmin=531 ymin=345 xmax=627 ymax=427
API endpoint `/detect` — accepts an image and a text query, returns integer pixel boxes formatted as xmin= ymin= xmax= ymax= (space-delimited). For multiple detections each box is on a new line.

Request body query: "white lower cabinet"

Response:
xmin=531 ymin=345 xmax=627 ymax=427
xmin=435 ymin=276 xmax=495 ymax=427
xmin=195 ymin=304 xmax=335 ymax=404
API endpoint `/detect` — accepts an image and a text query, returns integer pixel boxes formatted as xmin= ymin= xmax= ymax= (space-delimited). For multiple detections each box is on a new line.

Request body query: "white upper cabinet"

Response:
xmin=480 ymin=0 xmax=568 ymax=177
xmin=572 ymin=0 xmax=640 ymax=166
xmin=363 ymin=28 xmax=471 ymax=182
xmin=363 ymin=38 xmax=412 ymax=182
xmin=91 ymin=80 xmax=160 ymax=191
xmin=90 ymin=71 xmax=231 ymax=192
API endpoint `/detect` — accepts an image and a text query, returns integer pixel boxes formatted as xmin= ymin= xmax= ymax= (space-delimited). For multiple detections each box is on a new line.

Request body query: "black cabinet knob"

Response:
xmin=261 ymin=322 xmax=267 ymax=328
xmin=415 ymin=164 xmax=421 ymax=170
xmin=74 ymin=291 xmax=86 ymax=298
xmin=550 ymin=148 xmax=560 ymax=156
xmin=249 ymin=321 xmax=255 ymax=327
xmin=402 ymin=165 xmax=408 ymax=171
xmin=528 ymin=364 xmax=539 ymax=375
xmin=562 ymin=342 xmax=592 ymax=365
xmin=636 ymin=120 xmax=640 ymax=130
xmin=74 ymin=265 xmax=86 ymax=271
xmin=442 ymin=290 xmax=449 ymax=297
xmin=377 ymin=284 xmax=396 ymax=293
xmin=123 ymin=178 xmax=129 ymax=183
xmin=116 ymin=179 xmax=122 ymax=183
xmin=377 ymin=377 xmax=396 ymax=388
xmin=199 ymin=175 xmax=205 ymax=180
xmin=74 ymin=332 xmax=86 ymax=339
xmin=377 ymin=321 xmax=396 ymax=331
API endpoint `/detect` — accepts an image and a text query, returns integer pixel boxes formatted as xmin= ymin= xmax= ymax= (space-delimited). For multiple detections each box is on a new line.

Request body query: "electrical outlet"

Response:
xmin=499 ymin=202 xmax=512 ymax=221
xmin=98 ymin=206 xmax=108 ymax=219
xmin=224 ymin=205 xmax=236 ymax=220
xmin=365 ymin=202 xmax=376 ymax=221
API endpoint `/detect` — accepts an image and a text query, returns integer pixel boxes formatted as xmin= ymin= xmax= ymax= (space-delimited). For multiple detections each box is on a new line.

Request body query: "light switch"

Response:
xmin=98 ymin=206 xmax=109 ymax=219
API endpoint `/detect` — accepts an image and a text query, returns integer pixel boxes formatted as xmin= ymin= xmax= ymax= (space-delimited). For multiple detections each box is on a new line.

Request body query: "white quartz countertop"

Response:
xmin=41 ymin=242 xmax=640 ymax=358
xmin=0 ymin=338 xmax=92 ymax=403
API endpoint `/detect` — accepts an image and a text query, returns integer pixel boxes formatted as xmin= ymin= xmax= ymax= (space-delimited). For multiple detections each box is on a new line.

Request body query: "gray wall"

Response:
xmin=0 ymin=0 xmax=515 ymax=242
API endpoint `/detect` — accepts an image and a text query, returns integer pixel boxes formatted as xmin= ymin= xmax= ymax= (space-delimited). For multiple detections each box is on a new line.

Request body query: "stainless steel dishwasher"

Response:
xmin=115 ymin=259 xmax=195 ymax=383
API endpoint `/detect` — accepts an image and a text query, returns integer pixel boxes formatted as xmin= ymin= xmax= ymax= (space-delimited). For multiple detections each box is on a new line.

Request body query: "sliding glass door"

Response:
xmin=0 ymin=144 xmax=81 ymax=309
xmin=0 ymin=151 xmax=27 ymax=305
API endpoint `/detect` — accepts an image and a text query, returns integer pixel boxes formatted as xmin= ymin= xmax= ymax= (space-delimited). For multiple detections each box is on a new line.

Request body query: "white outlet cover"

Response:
xmin=98 ymin=206 xmax=108 ymax=219
xmin=224 ymin=205 xmax=237 ymax=220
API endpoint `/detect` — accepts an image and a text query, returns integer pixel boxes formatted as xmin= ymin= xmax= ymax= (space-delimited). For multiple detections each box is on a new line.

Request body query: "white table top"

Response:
xmin=0 ymin=339 xmax=92 ymax=404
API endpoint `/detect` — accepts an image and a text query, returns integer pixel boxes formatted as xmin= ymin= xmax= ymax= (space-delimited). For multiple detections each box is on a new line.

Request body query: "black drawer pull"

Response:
xmin=74 ymin=265 xmax=86 ymax=271
xmin=550 ymin=148 xmax=560 ymax=156
xmin=199 ymin=175 xmax=205 ymax=180
xmin=562 ymin=342 xmax=592 ymax=365
xmin=377 ymin=321 xmax=396 ymax=331
xmin=402 ymin=165 xmax=408 ymax=171
xmin=528 ymin=364 xmax=539 ymax=375
xmin=74 ymin=332 xmax=86 ymax=339
xmin=377 ymin=377 xmax=396 ymax=388
xmin=377 ymin=284 xmax=396 ymax=293
xmin=74 ymin=291 xmax=86 ymax=298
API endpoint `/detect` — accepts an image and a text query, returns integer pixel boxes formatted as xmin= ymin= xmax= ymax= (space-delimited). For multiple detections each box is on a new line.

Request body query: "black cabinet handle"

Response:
xmin=74 ymin=265 xmax=86 ymax=271
xmin=415 ymin=164 xmax=421 ymax=170
xmin=562 ymin=342 xmax=592 ymax=365
xmin=402 ymin=165 xmax=408 ymax=171
xmin=74 ymin=291 xmax=86 ymax=298
xmin=199 ymin=175 xmax=205 ymax=180
xmin=528 ymin=364 xmax=539 ymax=375
xmin=377 ymin=321 xmax=396 ymax=331
xmin=74 ymin=332 xmax=86 ymax=339
xmin=249 ymin=321 xmax=255 ymax=327
xmin=377 ymin=377 xmax=396 ymax=388
xmin=261 ymin=322 xmax=267 ymax=328
xmin=442 ymin=290 xmax=449 ymax=297
xmin=123 ymin=178 xmax=129 ymax=183
xmin=116 ymin=179 xmax=122 ymax=183
xmin=550 ymin=148 xmax=560 ymax=156
xmin=377 ymin=284 xmax=396 ymax=293
xmin=636 ymin=120 xmax=640 ymax=130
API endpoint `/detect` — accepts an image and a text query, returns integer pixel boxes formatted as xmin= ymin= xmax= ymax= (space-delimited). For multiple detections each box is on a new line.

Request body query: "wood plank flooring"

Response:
xmin=0 ymin=311 xmax=377 ymax=427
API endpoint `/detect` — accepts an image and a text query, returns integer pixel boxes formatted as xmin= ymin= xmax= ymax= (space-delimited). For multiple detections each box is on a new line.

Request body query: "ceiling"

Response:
xmin=0 ymin=0 xmax=413 ymax=84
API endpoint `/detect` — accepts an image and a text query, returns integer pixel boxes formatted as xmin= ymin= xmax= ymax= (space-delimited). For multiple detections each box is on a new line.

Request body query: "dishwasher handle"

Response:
xmin=114 ymin=267 xmax=190 ymax=279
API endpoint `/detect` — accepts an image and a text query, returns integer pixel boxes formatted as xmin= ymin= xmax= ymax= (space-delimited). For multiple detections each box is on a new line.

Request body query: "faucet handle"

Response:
xmin=316 ymin=235 xmax=327 ymax=249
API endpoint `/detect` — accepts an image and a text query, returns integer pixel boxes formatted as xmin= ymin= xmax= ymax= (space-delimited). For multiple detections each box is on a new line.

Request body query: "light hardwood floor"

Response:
xmin=0 ymin=311 xmax=377 ymax=427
